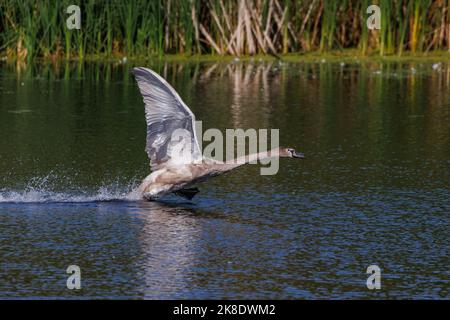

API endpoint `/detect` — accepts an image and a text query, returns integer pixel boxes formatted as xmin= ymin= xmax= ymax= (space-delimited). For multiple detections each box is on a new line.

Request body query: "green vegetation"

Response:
xmin=1 ymin=0 xmax=450 ymax=62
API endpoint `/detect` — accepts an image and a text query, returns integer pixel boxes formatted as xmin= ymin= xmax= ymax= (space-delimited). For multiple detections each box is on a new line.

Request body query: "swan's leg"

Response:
xmin=173 ymin=187 xmax=200 ymax=200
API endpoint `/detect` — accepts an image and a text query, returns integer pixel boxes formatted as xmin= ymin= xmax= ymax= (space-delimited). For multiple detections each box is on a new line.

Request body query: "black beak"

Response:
xmin=293 ymin=151 xmax=305 ymax=159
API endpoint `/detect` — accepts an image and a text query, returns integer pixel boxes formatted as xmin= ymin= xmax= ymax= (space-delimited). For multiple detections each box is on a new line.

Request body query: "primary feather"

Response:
xmin=132 ymin=67 xmax=201 ymax=170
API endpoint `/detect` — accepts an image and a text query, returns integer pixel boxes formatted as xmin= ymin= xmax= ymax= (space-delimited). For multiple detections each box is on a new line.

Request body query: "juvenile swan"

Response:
xmin=132 ymin=67 xmax=304 ymax=201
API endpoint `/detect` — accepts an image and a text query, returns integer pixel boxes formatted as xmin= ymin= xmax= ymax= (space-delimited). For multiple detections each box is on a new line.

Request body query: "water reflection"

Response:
xmin=4 ymin=59 xmax=448 ymax=154
xmin=133 ymin=201 xmax=203 ymax=299
xmin=0 ymin=60 xmax=448 ymax=299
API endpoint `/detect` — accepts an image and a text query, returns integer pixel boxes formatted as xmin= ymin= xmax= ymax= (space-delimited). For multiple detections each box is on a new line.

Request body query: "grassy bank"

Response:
xmin=9 ymin=54 xmax=450 ymax=69
xmin=1 ymin=0 xmax=450 ymax=62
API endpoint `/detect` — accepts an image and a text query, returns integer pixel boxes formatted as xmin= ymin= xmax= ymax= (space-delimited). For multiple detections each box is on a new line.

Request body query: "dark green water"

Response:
xmin=0 ymin=60 xmax=448 ymax=299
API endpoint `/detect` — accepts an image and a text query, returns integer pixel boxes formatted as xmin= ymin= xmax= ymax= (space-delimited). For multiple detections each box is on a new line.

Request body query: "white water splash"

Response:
xmin=0 ymin=174 xmax=143 ymax=203
xmin=0 ymin=188 xmax=142 ymax=203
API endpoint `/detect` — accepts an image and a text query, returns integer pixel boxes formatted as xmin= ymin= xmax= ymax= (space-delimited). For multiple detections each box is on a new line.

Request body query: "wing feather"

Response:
xmin=132 ymin=67 xmax=201 ymax=170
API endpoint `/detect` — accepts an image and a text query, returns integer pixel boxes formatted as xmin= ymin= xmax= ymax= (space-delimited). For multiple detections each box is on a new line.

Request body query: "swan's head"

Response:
xmin=279 ymin=147 xmax=305 ymax=159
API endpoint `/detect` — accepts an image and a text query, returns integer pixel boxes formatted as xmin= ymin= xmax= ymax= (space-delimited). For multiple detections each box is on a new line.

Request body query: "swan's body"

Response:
xmin=138 ymin=161 xmax=221 ymax=200
xmin=132 ymin=67 xmax=304 ymax=201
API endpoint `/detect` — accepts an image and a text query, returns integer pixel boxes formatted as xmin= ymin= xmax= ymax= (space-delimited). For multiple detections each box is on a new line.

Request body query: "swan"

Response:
xmin=132 ymin=67 xmax=304 ymax=201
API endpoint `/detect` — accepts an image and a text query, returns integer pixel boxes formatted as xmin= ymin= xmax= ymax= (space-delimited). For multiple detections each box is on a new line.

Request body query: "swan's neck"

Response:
xmin=219 ymin=148 xmax=280 ymax=171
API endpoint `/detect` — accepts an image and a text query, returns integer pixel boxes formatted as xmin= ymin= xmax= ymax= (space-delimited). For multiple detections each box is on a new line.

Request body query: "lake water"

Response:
xmin=0 ymin=60 xmax=448 ymax=299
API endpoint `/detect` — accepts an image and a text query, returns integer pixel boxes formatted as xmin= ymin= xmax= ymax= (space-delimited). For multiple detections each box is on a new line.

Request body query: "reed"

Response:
xmin=1 ymin=0 xmax=450 ymax=61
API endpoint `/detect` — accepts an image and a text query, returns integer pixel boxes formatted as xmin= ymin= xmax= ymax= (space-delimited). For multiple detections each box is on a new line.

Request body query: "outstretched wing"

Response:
xmin=132 ymin=67 xmax=201 ymax=170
